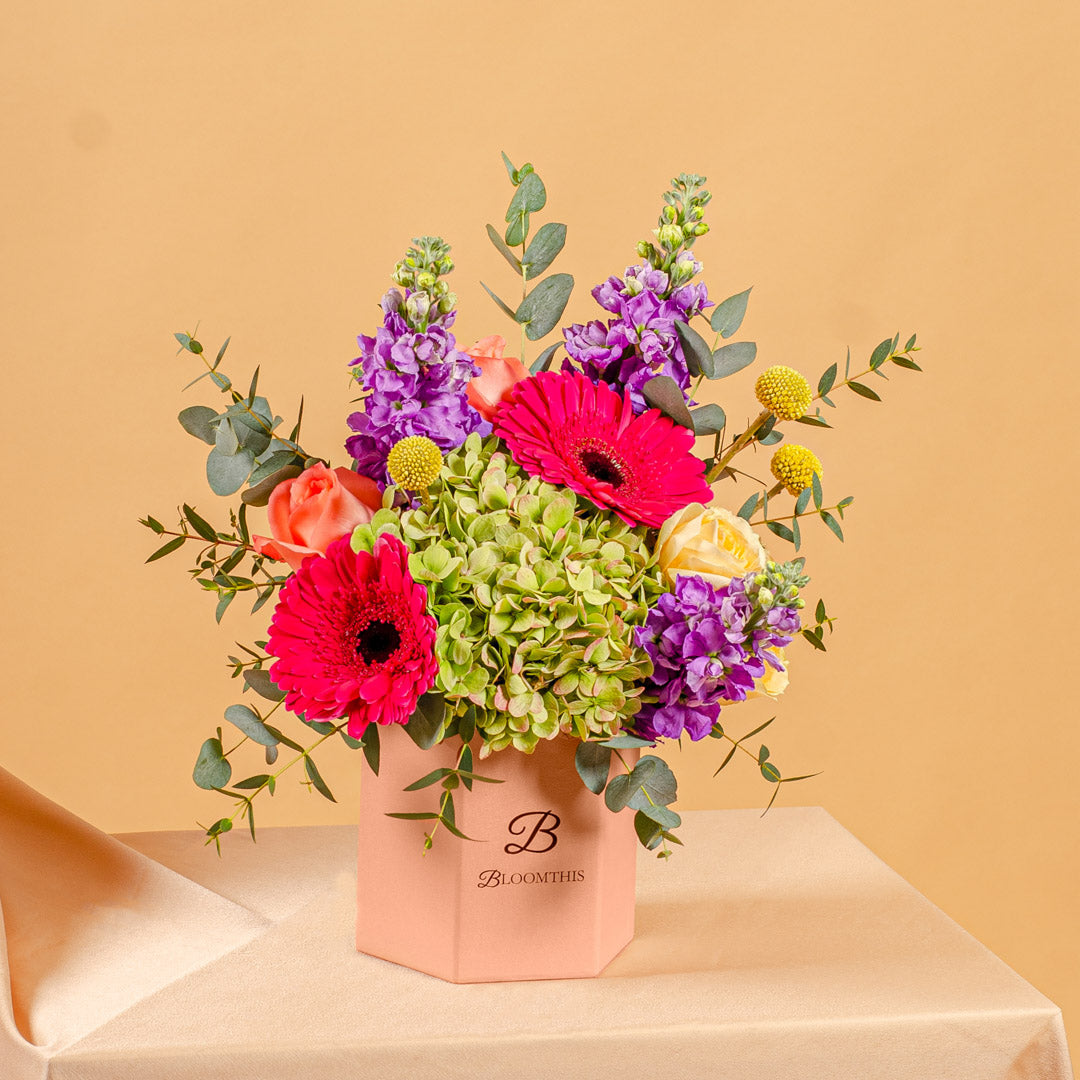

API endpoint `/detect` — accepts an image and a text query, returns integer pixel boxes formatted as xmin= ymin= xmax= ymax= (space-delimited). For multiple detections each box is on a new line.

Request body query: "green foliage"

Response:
xmin=574 ymin=741 xmax=612 ymax=794
xmin=193 ymin=737 xmax=231 ymax=790
xmin=484 ymin=155 xmax=574 ymax=354
xmin=709 ymin=340 xmax=757 ymax=378
xmin=709 ymin=287 xmax=752 ymax=339
xmin=642 ymin=375 xmax=694 ymax=429
xmin=690 ymin=404 xmax=726 ymax=436
xmin=673 ymin=319 xmax=712 ymax=378
xmin=515 ymin=273 xmax=574 ymax=341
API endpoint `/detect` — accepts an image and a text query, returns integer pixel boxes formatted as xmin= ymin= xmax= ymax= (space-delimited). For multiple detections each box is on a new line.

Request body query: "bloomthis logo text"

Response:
xmin=475 ymin=809 xmax=584 ymax=888
xmin=476 ymin=868 xmax=586 ymax=888
xmin=504 ymin=810 xmax=560 ymax=854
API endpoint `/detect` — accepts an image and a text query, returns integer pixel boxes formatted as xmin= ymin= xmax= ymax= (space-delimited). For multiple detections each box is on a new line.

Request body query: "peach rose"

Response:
xmin=464 ymin=334 xmax=529 ymax=421
xmin=655 ymin=503 xmax=768 ymax=589
xmin=253 ymin=463 xmax=381 ymax=571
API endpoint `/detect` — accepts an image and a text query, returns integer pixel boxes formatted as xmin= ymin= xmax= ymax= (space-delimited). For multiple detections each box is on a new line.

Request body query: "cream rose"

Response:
xmin=747 ymin=649 xmax=790 ymax=699
xmin=655 ymin=503 xmax=768 ymax=588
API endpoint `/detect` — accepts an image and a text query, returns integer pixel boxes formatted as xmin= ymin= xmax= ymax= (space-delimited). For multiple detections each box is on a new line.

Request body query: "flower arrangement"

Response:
xmin=143 ymin=157 xmax=921 ymax=857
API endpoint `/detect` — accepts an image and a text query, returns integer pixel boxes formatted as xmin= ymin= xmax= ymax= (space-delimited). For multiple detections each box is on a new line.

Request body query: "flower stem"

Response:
xmin=520 ymin=242 xmax=529 ymax=366
xmin=706 ymin=408 xmax=772 ymax=482
xmin=749 ymin=502 xmax=847 ymax=526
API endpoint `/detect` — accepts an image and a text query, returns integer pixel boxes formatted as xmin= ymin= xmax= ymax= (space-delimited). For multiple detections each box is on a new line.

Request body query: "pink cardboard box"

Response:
xmin=357 ymin=727 xmax=638 ymax=982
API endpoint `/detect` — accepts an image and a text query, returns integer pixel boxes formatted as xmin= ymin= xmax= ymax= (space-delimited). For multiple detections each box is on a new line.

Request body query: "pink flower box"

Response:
xmin=356 ymin=727 xmax=638 ymax=982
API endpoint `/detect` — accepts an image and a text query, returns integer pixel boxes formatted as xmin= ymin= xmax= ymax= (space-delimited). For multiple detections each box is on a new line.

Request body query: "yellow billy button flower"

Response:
xmin=386 ymin=436 xmax=443 ymax=491
xmin=770 ymin=444 xmax=823 ymax=495
xmin=754 ymin=365 xmax=813 ymax=421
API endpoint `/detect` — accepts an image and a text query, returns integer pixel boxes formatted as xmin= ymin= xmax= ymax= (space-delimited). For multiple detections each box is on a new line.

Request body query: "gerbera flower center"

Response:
xmin=579 ymin=449 xmax=624 ymax=488
xmin=355 ymin=619 xmax=402 ymax=664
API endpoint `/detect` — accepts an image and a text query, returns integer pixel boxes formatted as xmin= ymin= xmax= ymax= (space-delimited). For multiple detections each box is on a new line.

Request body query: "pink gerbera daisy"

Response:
xmin=266 ymin=533 xmax=438 ymax=738
xmin=493 ymin=370 xmax=712 ymax=528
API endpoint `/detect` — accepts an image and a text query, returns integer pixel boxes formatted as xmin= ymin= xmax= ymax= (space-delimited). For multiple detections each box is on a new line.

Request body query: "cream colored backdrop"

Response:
xmin=3 ymin=0 xmax=1077 ymax=1048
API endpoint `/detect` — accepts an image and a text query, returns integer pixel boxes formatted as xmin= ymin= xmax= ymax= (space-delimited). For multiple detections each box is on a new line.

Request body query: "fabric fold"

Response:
xmin=0 ymin=766 xmax=268 ymax=1071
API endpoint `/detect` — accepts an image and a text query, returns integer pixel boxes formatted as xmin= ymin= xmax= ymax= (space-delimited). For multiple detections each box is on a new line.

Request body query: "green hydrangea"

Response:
xmin=375 ymin=434 xmax=663 ymax=755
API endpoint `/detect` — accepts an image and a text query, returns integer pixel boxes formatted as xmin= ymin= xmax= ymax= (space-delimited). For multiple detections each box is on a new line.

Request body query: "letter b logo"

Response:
xmin=504 ymin=810 xmax=560 ymax=854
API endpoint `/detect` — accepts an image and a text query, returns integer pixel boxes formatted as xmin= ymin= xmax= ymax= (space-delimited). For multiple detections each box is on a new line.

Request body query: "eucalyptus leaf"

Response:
xmin=241 ymin=463 xmax=303 ymax=506
xmin=224 ymin=703 xmax=280 ymax=747
xmin=515 ymin=273 xmax=574 ymax=341
xmin=214 ymin=593 xmax=234 ymax=624
xmin=674 ymin=319 xmax=712 ymax=379
xmin=600 ymin=735 xmax=655 ymax=748
xmin=530 ymin=341 xmax=562 ymax=375
xmin=736 ymin=492 xmax=759 ymax=521
xmin=506 ymin=171 xmax=547 ymax=219
xmin=362 ymin=724 xmax=380 ymax=775
xmin=634 ymin=810 xmax=663 ymax=850
xmin=710 ymin=341 xmax=757 ymax=379
xmin=625 ymin=755 xmax=677 ymax=811
xmin=232 ymin=774 xmax=271 ymax=790
xmin=178 ymin=406 xmax=219 ymax=445
xmin=709 ymin=287 xmax=752 ymax=338
xmin=636 ymin=802 xmax=681 ymax=829
xmin=604 ymin=773 xmax=633 ymax=812
xmin=485 ymin=224 xmax=523 ymax=273
xmin=241 ymin=669 xmax=282 ymax=701
xmin=480 ymin=281 xmax=517 ymax=321
xmin=304 ymin=756 xmax=336 ymax=802
xmin=817 ymin=363 xmax=837 ymax=396
xmin=522 ymin=222 xmax=566 ymax=277
xmin=761 ymin=762 xmax=782 ymax=783
xmin=642 ymin=375 xmax=693 ymax=429
xmin=213 ymin=418 xmax=239 ymax=456
xmin=182 ymin=504 xmax=218 ymax=542
xmin=405 ymin=691 xmax=447 ymax=750
xmin=690 ymin=404 xmax=727 ymax=436
xmin=575 ymin=742 xmax=612 ymax=795
xmin=146 ymin=536 xmax=186 ymax=563
xmin=848 ymin=381 xmax=882 ymax=402
xmin=820 ymin=510 xmax=844 ymax=541
xmin=193 ymin=737 xmax=232 ymax=790
xmin=869 ymin=338 xmax=893 ymax=369
xmin=504 ymin=212 xmax=529 ymax=248
xmin=766 ymin=520 xmax=796 ymax=544
xmin=207 ymin=446 xmax=255 ymax=496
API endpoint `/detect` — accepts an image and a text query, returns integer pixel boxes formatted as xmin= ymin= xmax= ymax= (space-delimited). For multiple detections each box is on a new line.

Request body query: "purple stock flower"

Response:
xmin=345 ymin=290 xmax=487 ymax=483
xmin=563 ymin=260 xmax=711 ymax=412
xmin=631 ymin=573 xmax=800 ymax=743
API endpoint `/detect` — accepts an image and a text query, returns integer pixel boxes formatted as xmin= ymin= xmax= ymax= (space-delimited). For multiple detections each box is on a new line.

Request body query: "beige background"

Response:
xmin=2 ymin=0 xmax=1077 ymax=1050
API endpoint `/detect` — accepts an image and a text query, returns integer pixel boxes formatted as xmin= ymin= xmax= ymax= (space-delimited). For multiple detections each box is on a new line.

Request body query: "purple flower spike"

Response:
xmin=632 ymin=573 xmax=800 ymax=743
xmin=346 ymin=290 xmax=487 ymax=483
xmin=563 ymin=263 xmax=712 ymax=412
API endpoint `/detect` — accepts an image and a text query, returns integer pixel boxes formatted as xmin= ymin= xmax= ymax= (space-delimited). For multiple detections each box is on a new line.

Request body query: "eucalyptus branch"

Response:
xmin=612 ymin=748 xmax=671 ymax=859
xmin=750 ymin=502 xmax=847 ymax=526
xmin=191 ymin=346 xmax=314 ymax=462
xmin=205 ymin=718 xmax=347 ymax=848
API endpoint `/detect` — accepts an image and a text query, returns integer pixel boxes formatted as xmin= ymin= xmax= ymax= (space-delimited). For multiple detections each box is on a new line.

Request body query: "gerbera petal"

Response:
xmin=265 ymin=534 xmax=437 ymax=737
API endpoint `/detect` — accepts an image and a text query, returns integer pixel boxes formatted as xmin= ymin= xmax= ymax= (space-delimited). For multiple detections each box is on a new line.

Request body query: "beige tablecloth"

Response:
xmin=0 ymin=766 xmax=1072 ymax=1079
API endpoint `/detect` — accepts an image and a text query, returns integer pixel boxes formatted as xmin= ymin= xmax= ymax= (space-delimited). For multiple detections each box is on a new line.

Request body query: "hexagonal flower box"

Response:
xmin=356 ymin=727 xmax=638 ymax=983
